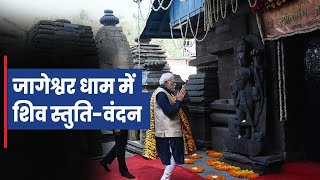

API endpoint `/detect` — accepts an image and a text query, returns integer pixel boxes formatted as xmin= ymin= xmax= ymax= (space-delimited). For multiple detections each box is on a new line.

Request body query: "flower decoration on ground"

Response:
xmin=212 ymin=161 xmax=231 ymax=171
xmin=205 ymin=150 xmax=223 ymax=158
xmin=250 ymin=0 xmax=293 ymax=14
xmin=206 ymin=158 xmax=218 ymax=166
xmin=211 ymin=161 xmax=241 ymax=172
xmin=210 ymin=160 xmax=260 ymax=178
xmin=205 ymin=150 xmax=215 ymax=154
xmin=229 ymin=169 xmax=260 ymax=178
xmin=207 ymin=174 xmax=226 ymax=180
xmin=184 ymin=158 xmax=195 ymax=164
xmin=188 ymin=166 xmax=204 ymax=173
xmin=188 ymin=153 xmax=202 ymax=159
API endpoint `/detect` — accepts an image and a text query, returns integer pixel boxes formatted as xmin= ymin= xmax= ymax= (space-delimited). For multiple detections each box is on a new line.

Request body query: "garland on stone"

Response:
xmin=250 ymin=0 xmax=294 ymax=14
xmin=277 ymin=39 xmax=287 ymax=121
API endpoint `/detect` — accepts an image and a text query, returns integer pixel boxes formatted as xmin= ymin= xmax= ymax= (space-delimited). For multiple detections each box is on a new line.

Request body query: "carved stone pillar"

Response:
xmin=186 ymin=56 xmax=219 ymax=149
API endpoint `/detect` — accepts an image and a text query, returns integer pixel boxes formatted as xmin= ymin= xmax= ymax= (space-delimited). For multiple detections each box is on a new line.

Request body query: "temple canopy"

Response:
xmin=140 ymin=0 xmax=203 ymax=39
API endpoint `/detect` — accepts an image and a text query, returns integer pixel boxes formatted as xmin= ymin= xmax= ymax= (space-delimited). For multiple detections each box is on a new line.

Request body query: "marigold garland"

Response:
xmin=184 ymin=158 xmax=195 ymax=164
xmin=205 ymin=150 xmax=215 ymax=154
xmin=212 ymin=162 xmax=230 ymax=171
xmin=205 ymin=150 xmax=223 ymax=158
xmin=229 ymin=169 xmax=259 ymax=178
xmin=142 ymin=89 xmax=196 ymax=160
xmin=206 ymin=158 xmax=218 ymax=166
xmin=188 ymin=166 xmax=204 ymax=173
xmin=210 ymin=161 xmax=260 ymax=178
xmin=188 ymin=153 xmax=202 ymax=159
xmin=211 ymin=161 xmax=240 ymax=172
xmin=206 ymin=174 xmax=226 ymax=180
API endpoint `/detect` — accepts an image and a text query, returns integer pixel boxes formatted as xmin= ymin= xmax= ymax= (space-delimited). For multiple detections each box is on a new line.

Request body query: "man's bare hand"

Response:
xmin=176 ymin=88 xmax=186 ymax=101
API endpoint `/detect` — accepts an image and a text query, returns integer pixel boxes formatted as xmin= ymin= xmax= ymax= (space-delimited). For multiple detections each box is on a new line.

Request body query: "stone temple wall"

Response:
xmin=0 ymin=17 xmax=25 ymax=63
xmin=25 ymin=19 xmax=99 ymax=68
xmin=95 ymin=10 xmax=133 ymax=69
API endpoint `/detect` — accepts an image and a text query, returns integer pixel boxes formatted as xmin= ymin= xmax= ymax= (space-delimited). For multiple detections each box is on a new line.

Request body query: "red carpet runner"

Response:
xmin=255 ymin=161 xmax=320 ymax=180
xmin=91 ymin=155 xmax=205 ymax=180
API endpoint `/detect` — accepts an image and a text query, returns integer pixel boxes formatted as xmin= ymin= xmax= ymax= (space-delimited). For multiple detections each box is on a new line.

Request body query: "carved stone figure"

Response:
xmin=227 ymin=36 xmax=266 ymax=156
xmin=232 ymin=38 xmax=255 ymax=139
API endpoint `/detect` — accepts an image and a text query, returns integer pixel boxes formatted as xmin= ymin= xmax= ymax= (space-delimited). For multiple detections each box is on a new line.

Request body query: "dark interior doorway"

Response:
xmin=285 ymin=30 xmax=320 ymax=161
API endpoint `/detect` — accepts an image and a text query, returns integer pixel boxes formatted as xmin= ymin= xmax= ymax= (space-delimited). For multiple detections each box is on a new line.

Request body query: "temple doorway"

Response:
xmin=285 ymin=30 xmax=320 ymax=162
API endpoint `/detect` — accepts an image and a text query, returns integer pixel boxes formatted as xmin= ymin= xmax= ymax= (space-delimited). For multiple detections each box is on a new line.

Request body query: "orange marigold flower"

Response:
xmin=271 ymin=3 xmax=276 ymax=8
xmin=212 ymin=152 xmax=222 ymax=158
xmin=188 ymin=166 xmax=204 ymax=173
xmin=247 ymin=173 xmax=260 ymax=179
xmin=212 ymin=161 xmax=231 ymax=171
xmin=226 ymin=166 xmax=241 ymax=172
xmin=229 ymin=169 xmax=247 ymax=178
xmin=184 ymin=158 xmax=194 ymax=164
xmin=206 ymin=158 xmax=218 ymax=166
xmin=276 ymin=0 xmax=282 ymax=6
xmin=207 ymin=174 xmax=226 ymax=180
xmin=188 ymin=153 xmax=202 ymax=159
xmin=229 ymin=169 xmax=260 ymax=178
xmin=205 ymin=150 xmax=215 ymax=154
xmin=205 ymin=150 xmax=223 ymax=157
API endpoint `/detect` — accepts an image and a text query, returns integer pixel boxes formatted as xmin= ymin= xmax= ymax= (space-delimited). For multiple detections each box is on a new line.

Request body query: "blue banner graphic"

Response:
xmin=8 ymin=69 xmax=150 ymax=130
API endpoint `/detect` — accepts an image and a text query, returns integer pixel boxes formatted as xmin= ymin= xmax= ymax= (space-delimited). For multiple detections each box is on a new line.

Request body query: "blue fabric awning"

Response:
xmin=140 ymin=0 xmax=203 ymax=39
xmin=140 ymin=0 xmax=179 ymax=39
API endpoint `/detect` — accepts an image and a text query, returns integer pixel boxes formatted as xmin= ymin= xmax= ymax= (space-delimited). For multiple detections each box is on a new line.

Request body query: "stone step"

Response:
xmin=131 ymin=49 xmax=166 ymax=54
xmin=187 ymin=78 xmax=218 ymax=85
xmin=126 ymin=140 xmax=143 ymax=155
xmin=210 ymin=99 xmax=235 ymax=111
xmin=185 ymin=84 xmax=217 ymax=91
xmin=211 ymin=126 xmax=229 ymax=152
xmin=187 ymin=90 xmax=218 ymax=97
xmin=133 ymin=53 xmax=167 ymax=58
xmin=188 ymin=55 xmax=218 ymax=67
xmin=131 ymin=46 xmax=162 ymax=50
xmin=188 ymin=97 xmax=215 ymax=104
xmin=210 ymin=112 xmax=235 ymax=125
xmin=188 ymin=73 xmax=218 ymax=79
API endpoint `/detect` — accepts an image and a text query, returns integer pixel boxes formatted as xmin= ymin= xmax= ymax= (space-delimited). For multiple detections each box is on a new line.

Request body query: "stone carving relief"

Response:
xmin=226 ymin=35 xmax=266 ymax=156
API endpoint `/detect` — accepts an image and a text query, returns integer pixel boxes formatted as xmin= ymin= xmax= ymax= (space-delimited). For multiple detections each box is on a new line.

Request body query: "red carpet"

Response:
xmin=255 ymin=161 xmax=320 ymax=180
xmin=91 ymin=155 xmax=206 ymax=180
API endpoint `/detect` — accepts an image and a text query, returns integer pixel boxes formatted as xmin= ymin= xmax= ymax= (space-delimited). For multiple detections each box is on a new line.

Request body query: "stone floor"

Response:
xmin=96 ymin=141 xmax=247 ymax=179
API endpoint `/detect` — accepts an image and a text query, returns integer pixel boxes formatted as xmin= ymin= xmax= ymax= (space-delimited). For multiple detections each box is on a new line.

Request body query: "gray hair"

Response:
xmin=159 ymin=73 xmax=174 ymax=85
